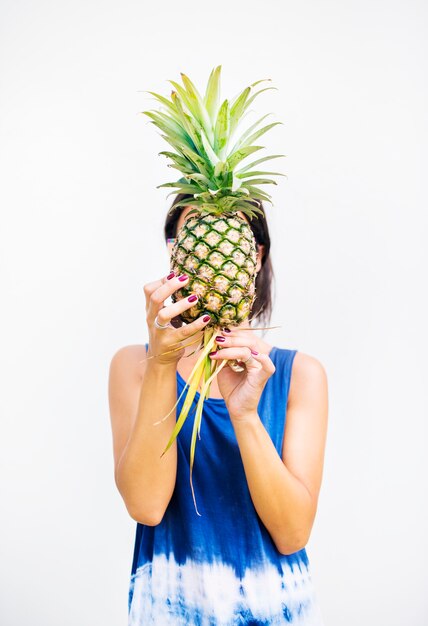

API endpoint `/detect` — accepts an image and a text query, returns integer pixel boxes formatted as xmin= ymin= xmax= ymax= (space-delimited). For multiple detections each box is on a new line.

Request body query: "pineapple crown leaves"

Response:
xmin=140 ymin=65 xmax=286 ymax=219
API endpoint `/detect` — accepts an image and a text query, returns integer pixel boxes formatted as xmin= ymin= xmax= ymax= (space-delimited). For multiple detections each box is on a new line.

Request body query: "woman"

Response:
xmin=108 ymin=193 xmax=329 ymax=625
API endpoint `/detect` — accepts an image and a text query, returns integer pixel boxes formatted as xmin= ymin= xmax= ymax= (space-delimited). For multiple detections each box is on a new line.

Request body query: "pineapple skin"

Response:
xmin=170 ymin=212 xmax=257 ymax=327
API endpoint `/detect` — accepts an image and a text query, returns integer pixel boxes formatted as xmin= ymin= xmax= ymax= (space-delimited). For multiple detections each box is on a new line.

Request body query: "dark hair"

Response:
xmin=164 ymin=193 xmax=274 ymax=327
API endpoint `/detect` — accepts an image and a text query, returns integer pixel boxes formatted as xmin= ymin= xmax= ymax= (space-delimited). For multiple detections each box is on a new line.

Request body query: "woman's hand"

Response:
xmin=209 ymin=330 xmax=276 ymax=422
xmin=144 ymin=271 xmax=211 ymax=365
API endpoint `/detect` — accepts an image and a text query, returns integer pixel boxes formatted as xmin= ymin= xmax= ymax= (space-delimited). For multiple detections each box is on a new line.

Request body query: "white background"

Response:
xmin=1 ymin=1 xmax=427 ymax=624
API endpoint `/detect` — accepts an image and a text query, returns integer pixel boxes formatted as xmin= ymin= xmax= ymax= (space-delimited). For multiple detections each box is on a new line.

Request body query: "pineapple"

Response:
xmin=170 ymin=212 xmax=257 ymax=327
xmin=141 ymin=65 xmax=285 ymax=513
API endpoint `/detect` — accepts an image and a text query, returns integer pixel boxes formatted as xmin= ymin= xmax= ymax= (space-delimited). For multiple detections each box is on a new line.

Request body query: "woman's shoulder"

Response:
xmin=278 ymin=348 xmax=328 ymax=406
xmin=109 ymin=343 xmax=147 ymax=383
xmin=273 ymin=346 xmax=327 ymax=373
xmin=291 ymin=349 xmax=327 ymax=376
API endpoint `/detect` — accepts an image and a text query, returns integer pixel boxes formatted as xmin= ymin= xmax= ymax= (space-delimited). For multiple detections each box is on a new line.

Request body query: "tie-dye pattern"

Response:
xmin=128 ymin=347 xmax=325 ymax=625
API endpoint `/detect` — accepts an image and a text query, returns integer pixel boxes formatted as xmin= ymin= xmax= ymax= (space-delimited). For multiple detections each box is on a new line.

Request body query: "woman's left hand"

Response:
xmin=209 ymin=332 xmax=276 ymax=422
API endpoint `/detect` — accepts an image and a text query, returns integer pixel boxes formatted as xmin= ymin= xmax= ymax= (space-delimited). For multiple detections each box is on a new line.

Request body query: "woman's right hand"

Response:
xmin=143 ymin=271 xmax=211 ymax=365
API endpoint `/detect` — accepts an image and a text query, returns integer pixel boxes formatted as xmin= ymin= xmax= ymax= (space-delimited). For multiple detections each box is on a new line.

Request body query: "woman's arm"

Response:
xmin=209 ymin=338 xmax=328 ymax=555
xmin=232 ymin=352 xmax=328 ymax=555
xmin=109 ymin=346 xmax=178 ymax=525
xmin=108 ymin=272 xmax=212 ymax=526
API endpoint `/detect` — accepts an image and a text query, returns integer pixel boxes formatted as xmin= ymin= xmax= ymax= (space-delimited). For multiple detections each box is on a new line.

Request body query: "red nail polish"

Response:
xmin=251 ymin=349 xmax=259 ymax=355
xmin=203 ymin=315 xmax=211 ymax=322
xmin=188 ymin=294 xmax=197 ymax=303
xmin=209 ymin=351 xmax=217 ymax=357
xmin=167 ymin=271 xmax=175 ymax=280
xmin=215 ymin=336 xmax=225 ymax=342
xmin=178 ymin=274 xmax=189 ymax=282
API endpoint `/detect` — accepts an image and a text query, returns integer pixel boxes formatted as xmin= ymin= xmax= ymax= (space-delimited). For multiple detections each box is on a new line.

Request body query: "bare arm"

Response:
xmin=232 ymin=352 xmax=329 ymax=554
xmin=108 ymin=272 xmax=212 ymax=525
xmin=109 ymin=347 xmax=178 ymax=525
xmin=209 ymin=335 xmax=329 ymax=555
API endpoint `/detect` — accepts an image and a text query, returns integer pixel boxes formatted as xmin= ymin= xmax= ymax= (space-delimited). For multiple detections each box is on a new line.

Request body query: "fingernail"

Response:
xmin=215 ymin=336 xmax=225 ymax=343
xmin=251 ymin=349 xmax=259 ymax=355
xmin=223 ymin=328 xmax=231 ymax=333
xmin=209 ymin=351 xmax=217 ymax=357
xmin=167 ymin=271 xmax=175 ymax=280
xmin=178 ymin=274 xmax=189 ymax=282
xmin=203 ymin=315 xmax=211 ymax=322
xmin=188 ymin=294 xmax=197 ymax=303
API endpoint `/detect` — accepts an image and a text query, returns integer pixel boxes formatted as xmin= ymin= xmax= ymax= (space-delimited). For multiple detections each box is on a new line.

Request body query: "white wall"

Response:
xmin=1 ymin=1 xmax=427 ymax=624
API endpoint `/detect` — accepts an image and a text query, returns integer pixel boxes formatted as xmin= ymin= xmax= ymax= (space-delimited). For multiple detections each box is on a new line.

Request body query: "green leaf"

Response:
xmin=144 ymin=119 xmax=195 ymax=158
xmin=229 ymin=80 xmax=275 ymax=136
xmin=229 ymin=78 xmax=272 ymax=109
xmin=159 ymin=150 xmax=196 ymax=171
xmin=204 ymin=65 xmax=222 ymax=124
xmin=189 ymin=390 xmax=205 ymax=516
xmin=169 ymin=74 xmax=213 ymax=148
xmin=236 ymin=170 xmax=286 ymax=179
xmin=160 ymin=333 xmax=216 ymax=460
xmin=240 ymin=178 xmax=277 ymax=185
xmin=202 ymin=328 xmax=214 ymax=403
xmin=182 ymin=113 xmax=219 ymax=169
xmin=229 ymin=113 xmax=272 ymax=153
xmin=234 ymin=121 xmax=283 ymax=151
xmin=241 ymin=185 xmax=274 ymax=203
xmin=143 ymin=91 xmax=180 ymax=120
xmin=244 ymin=86 xmax=278 ymax=112
xmin=158 ymin=150 xmax=188 ymax=164
xmin=156 ymin=181 xmax=201 ymax=192
xmin=181 ymin=145 xmax=213 ymax=178
xmin=143 ymin=110 xmax=191 ymax=145
xmin=214 ymin=160 xmax=228 ymax=179
xmin=180 ymin=72 xmax=214 ymax=142
xmin=227 ymin=145 xmax=264 ymax=170
xmin=164 ymin=189 xmax=198 ymax=200
xmin=231 ymin=172 xmax=242 ymax=192
xmin=168 ymin=80 xmax=196 ymax=110
xmin=170 ymin=92 xmax=208 ymax=158
xmin=161 ymin=360 xmax=204 ymax=458
xmin=157 ymin=132 xmax=209 ymax=177
xmin=168 ymin=79 xmax=208 ymax=140
xmin=229 ymin=86 xmax=250 ymax=137
xmin=160 ymin=138 xmax=207 ymax=172
xmin=232 ymin=200 xmax=265 ymax=217
xmin=236 ymin=154 xmax=286 ymax=173
xmin=157 ymin=183 xmax=201 ymax=196
xmin=166 ymin=162 xmax=196 ymax=175
xmin=189 ymin=353 xmax=226 ymax=515
xmin=200 ymin=127 xmax=220 ymax=166
xmin=214 ymin=98 xmax=229 ymax=158
xmin=184 ymin=173 xmax=214 ymax=189
xmin=167 ymin=198 xmax=200 ymax=212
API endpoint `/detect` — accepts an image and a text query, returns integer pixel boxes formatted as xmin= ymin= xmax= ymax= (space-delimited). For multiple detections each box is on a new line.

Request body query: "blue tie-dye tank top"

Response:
xmin=128 ymin=346 xmax=325 ymax=625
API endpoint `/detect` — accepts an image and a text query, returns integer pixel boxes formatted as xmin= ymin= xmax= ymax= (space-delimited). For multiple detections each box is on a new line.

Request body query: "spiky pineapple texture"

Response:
xmin=142 ymin=65 xmax=285 ymax=327
xmin=170 ymin=212 xmax=257 ymax=326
